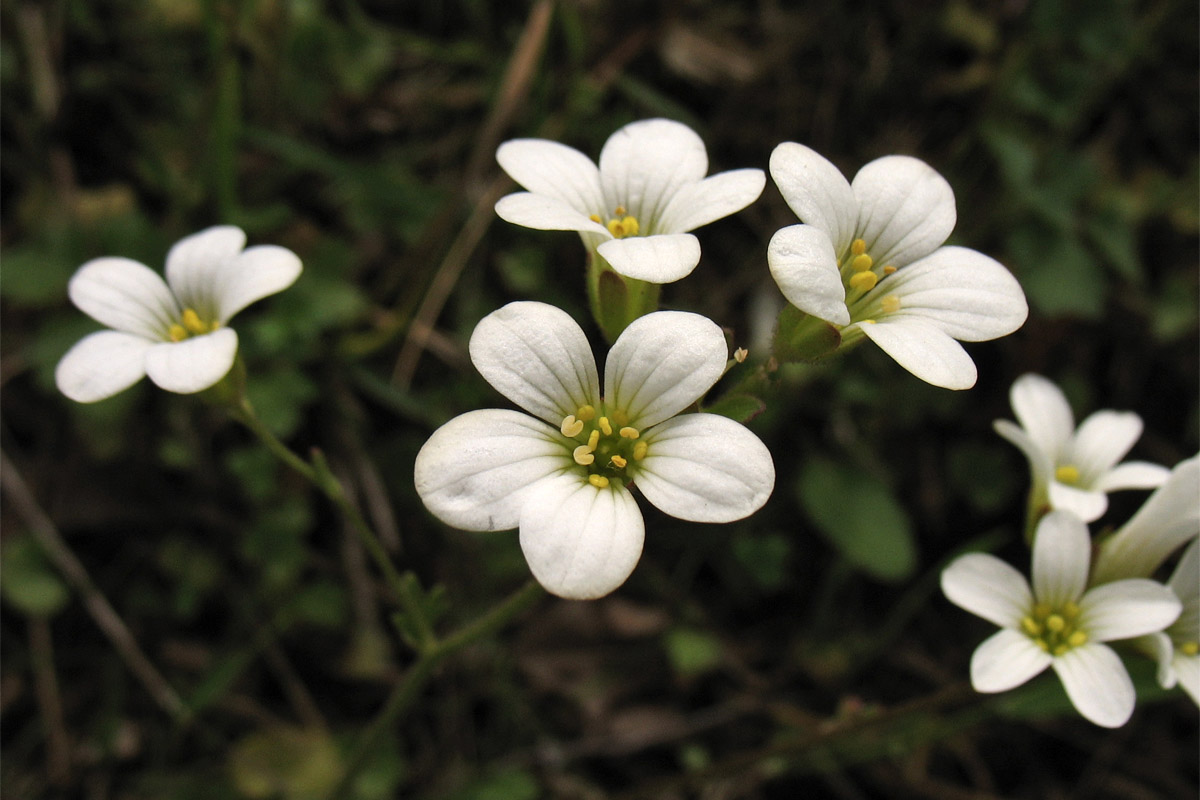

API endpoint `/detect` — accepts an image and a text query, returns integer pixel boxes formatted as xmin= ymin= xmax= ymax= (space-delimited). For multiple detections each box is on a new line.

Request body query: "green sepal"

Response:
xmin=703 ymin=392 xmax=767 ymax=423
xmin=773 ymin=304 xmax=842 ymax=363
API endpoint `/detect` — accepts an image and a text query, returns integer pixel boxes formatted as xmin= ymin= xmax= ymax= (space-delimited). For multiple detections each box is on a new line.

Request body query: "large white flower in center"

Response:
xmin=414 ymin=301 xmax=775 ymax=599
xmin=494 ymin=118 xmax=765 ymax=284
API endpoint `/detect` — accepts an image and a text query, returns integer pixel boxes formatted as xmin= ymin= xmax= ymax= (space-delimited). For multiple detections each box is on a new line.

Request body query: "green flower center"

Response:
xmin=559 ymin=403 xmax=648 ymax=488
xmin=168 ymin=307 xmax=220 ymax=342
xmin=1020 ymin=600 xmax=1089 ymax=656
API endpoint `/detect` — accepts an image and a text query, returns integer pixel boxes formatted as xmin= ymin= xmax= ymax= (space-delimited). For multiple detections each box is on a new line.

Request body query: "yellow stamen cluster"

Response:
xmin=1020 ymin=601 xmax=1088 ymax=656
xmin=559 ymin=403 xmax=647 ymax=487
xmin=167 ymin=307 xmax=220 ymax=342
xmin=842 ymin=238 xmax=899 ymax=300
xmin=1055 ymin=464 xmax=1082 ymax=485
xmin=1181 ymin=641 xmax=1199 ymax=656
xmin=589 ymin=205 xmax=641 ymax=239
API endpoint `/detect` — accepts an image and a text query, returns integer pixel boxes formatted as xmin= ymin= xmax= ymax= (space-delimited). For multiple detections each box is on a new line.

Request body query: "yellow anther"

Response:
xmin=181 ymin=308 xmax=208 ymax=335
xmin=1045 ymin=615 xmax=1065 ymax=633
xmin=734 ymin=347 xmax=748 ymax=363
xmin=610 ymin=454 xmax=628 ymax=469
xmin=1181 ymin=641 xmax=1199 ymax=656
xmin=851 ymin=253 xmax=874 ymax=272
xmin=1033 ymin=603 xmax=1052 ymax=619
xmin=614 ymin=205 xmax=626 ymax=216
xmin=851 ymin=238 xmax=867 ymax=256
xmin=561 ymin=415 xmax=584 ymax=437
xmin=883 ymin=265 xmax=897 ymax=275
xmin=577 ymin=405 xmax=596 ymax=421
xmin=1067 ymin=630 xmax=1088 ymax=647
xmin=1062 ymin=601 xmax=1080 ymax=619
xmin=607 ymin=218 xmax=626 ymax=237
xmin=588 ymin=474 xmax=610 ymax=488
xmin=598 ymin=416 xmax=613 ymax=436
xmin=633 ymin=442 xmax=648 ymax=460
xmin=849 ymin=271 xmax=878 ymax=292
xmin=168 ymin=324 xmax=188 ymax=342
xmin=619 ymin=426 xmax=640 ymax=439
xmin=587 ymin=429 xmax=600 ymax=451
xmin=620 ymin=216 xmax=639 ymax=236
xmin=573 ymin=445 xmax=596 ymax=466
xmin=881 ymin=295 xmax=901 ymax=314
xmin=1020 ymin=617 xmax=1041 ymax=636
xmin=589 ymin=214 xmax=603 ymax=223
xmin=1055 ymin=465 xmax=1081 ymax=485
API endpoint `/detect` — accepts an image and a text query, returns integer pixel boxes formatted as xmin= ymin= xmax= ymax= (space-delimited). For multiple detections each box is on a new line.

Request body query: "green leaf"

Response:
xmin=703 ymin=392 xmax=766 ymax=423
xmin=664 ymin=627 xmax=723 ymax=678
xmin=797 ymin=457 xmax=918 ymax=583
xmin=0 ymin=536 xmax=70 ymax=617
xmin=443 ymin=768 xmax=539 ymax=800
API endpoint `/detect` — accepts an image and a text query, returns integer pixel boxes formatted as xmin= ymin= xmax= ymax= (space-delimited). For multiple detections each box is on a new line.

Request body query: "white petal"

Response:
xmin=1168 ymin=538 xmax=1200 ymax=617
xmin=494 ymin=192 xmax=610 ymax=235
xmin=599 ymin=119 xmax=708 ymax=228
xmin=872 ymin=247 xmax=1027 ymax=341
xmin=851 ymin=155 xmax=956 ymax=268
xmin=768 ymin=142 xmax=856 ymax=255
xmin=1080 ymin=579 xmax=1181 ymax=642
xmin=68 ymin=257 xmax=179 ymax=340
xmin=143 ymin=327 xmax=238 ymax=394
xmin=518 ymin=474 xmax=645 ymax=599
xmin=1047 ymin=480 xmax=1109 ymax=523
xmin=658 ymin=168 xmax=766 ymax=233
xmin=597 ymin=233 xmax=701 ymax=283
xmin=1092 ymin=455 xmax=1200 ymax=582
xmin=1031 ymin=511 xmax=1090 ymax=608
xmin=1009 ymin=374 xmax=1074 ymax=462
xmin=634 ymin=413 xmax=774 ymax=523
xmin=1139 ymin=631 xmax=1177 ymax=688
xmin=970 ymin=628 xmax=1052 ymax=693
xmin=992 ymin=420 xmax=1054 ymax=490
xmin=1094 ymin=461 xmax=1171 ymax=492
xmin=496 ymin=138 xmax=605 ymax=215
xmin=1051 ymin=644 xmax=1135 ymax=728
xmin=941 ymin=553 xmax=1033 ymax=629
xmin=1066 ymin=410 xmax=1144 ymax=484
xmin=212 ymin=245 xmax=302 ymax=323
xmin=1175 ymin=654 xmax=1200 ymax=706
xmin=164 ymin=225 xmax=247 ymax=318
xmin=55 ymin=331 xmax=152 ymax=403
xmin=413 ymin=408 xmax=570 ymax=532
xmin=766 ymin=225 xmax=849 ymax=326
xmin=855 ymin=318 xmax=978 ymax=390
xmin=604 ymin=311 xmax=728 ymax=429
xmin=468 ymin=302 xmax=600 ymax=426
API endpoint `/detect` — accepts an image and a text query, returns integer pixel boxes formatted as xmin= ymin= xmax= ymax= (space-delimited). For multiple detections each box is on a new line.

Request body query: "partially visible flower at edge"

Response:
xmin=766 ymin=142 xmax=1027 ymax=390
xmin=413 ymin=301 xmax=775 ymax=600
xmin=1135 ymin=538 xmax=1200 ymax=705
xmin=994 ymin=373 xmax=1172 ymax=525
xmin=940 ymin=511 xmax=1181 ymax=728
xmin=55 ymin=225 xmax=302 ymax=403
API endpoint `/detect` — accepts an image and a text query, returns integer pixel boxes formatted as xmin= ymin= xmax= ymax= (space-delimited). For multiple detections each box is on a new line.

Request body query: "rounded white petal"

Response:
xmin=1093 ymin=461 xmax=1171 ymax=493
xmin=1079 ymin=579 xmax=1181 ymax=642
xmin=68 ymin=257 xmax=179 ymax=340
xmin=1047 ymin=480 xmax=1109 ymax=523
xmin=496 ymin=138 xmax=605 ymax=215
xmin=658 ymin=168 xmax=766 ymax=233
xmin=213 ymin=245 xmax=302 ymax=323
xmin=596 ymin=233 xmax=701 ymax=283
xmin=1139 ymin=631 xmax=1177 ymax=688
xmin=634 ymin=413 xmax=774 ymax=523
xmin=851 ymin=155 xmax=956 ymax=268
xmin=143 ymin=327 xmax=238 ymax=394
xmin=1051 ymin=644 xmax=1135 ymax=728
xmin=604 ymin=311 xmax=728 ymax=429
xmin=1175 ymin=654 xmax=1200 ymax=706
xmin=1031 ymin=511 xmax=1090 ymax=608
xmin=767 ymin=224 xmax=849 ymax=326
xmin=494 ymin=192 xmax=610 ymax=234
xmin=992 ymin=419 xmax=1054 ymax=490
xmin=55 ymin=330 xmax=152 ymax=403
xmin=768 ymin=142 xmax=856 ymax=254
xmin=164 ymin=225 xmax=247 ymax=317
xmin=468 ymin=302 xmax=600 ymax=426
xmin=970 ymin=628 xmax=1052 ymax=693
xmin=1009 ymin=373 xmax=1074 ymax=461
xmin=413 ymin=408 xmax=571 ymax=532
xmin=518 ymin=474 xmax=645 ymax=600
xmin=872 ymin=247 xmax=1027 ymax=341
xmin=1066 ymin=410 xmax=1145 ymax=485
xmin=599 ymin=119 xmax=708 ymax=229
xmin=855 ymin=318 xmax=978 ymax=390
xmin=941 ymin=553 xmax=1033 ymax=629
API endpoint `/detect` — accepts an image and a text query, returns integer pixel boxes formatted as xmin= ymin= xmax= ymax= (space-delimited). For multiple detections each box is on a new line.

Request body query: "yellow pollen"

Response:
xmin=883 ymin=265 xmax=897 ymax=275
xmin=610 ymin=454 xmax=627 ymax=469
xmin=1055 ymin=464 xmax=1081 ymax=484
xmin=1067 ymin=631 xmax=1088 ymax=647
xmin=577 ymin=405 xmax=596 ymax=422
xmin=561 ymin=415 xmax=584 ymax=437
xmin=851 ymin=238 xmax=867 ymax=256
xmin=1020 ymin=616 xmax=1041 ymax=636
xmin=573 ymin=445 xmax=595 ymax=466
xmin=598 ymin=417 xmax=613 ymax=436
xmin=588 ymin=474 xmax=610 ymax=488
xmin=620 ymin=216 xmax=639 ymax=236
xmin=619 ymin=426 xmax=640 ymax=439
xmin=589 ymin=214 xmax=603 ymax=223
xmin=614 ymin=205 xmax=626 ymax=216
xmin=1181 ymin=641 xmax=1199 ymax=656
xmin=168 ymin=323 xmax=188 ymax=342
xmin=633 ymin=442 xmax=648 ymax=460
xmin=851 ymin=254 xmax=874 ymax=272
xmin=849 ymin=271 xmax=878 ymax=292
xmin=181 ymin=308 xmax=208 ymax=335
xmin=881 ymin=295 xmax=901 ymax=313
xmin=1062 ymin=601 xmax=1080 ymax=619
xmin=1045 ymin=615 xmax=1065 ymax=633
xmin=607 ymin=218 xmax=626 ymax=237
xmin=587 ymin=429 xmax=600 ymax=451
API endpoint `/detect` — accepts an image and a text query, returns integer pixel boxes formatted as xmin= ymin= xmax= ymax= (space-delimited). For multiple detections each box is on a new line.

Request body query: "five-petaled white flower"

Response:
xmin=494 ymin=118 xmax=765 ymax=284
xmin=413 ymin=301 xmax=775 ymax=600
xmin=55 ymin=226 xmax=302 ymax=403
xmin=994 ymin=373 xmax=1171 ymax=524
xmin=766 ymin=143 xmax=1028 ymax=389
xmin=1138 ymin=538 xmax=1200 ymax=705
xmin=941 ymin=511 xmax=1181 ymax=728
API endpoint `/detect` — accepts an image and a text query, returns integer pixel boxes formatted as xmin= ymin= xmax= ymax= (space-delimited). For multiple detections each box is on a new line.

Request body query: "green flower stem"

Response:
xmin=229 ymin=397 xmax=436 ymax=650
xmin=328 ymin=579 xmax=544 ymax=800
xmin=587 ymin=251 xmax=661 ymax=342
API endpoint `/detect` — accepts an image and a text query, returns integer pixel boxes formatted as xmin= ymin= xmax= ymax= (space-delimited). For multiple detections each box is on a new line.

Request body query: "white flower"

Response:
xmin=1137 ymin=539 xmax=1200 ymax=705
xmin=494 ymin=119 xmax=765 ymax=284
xmin=766 ymin=143 xmax=1027 ymax=389
xmin=941 ymin=511 xmax=1181 ymax=728
xmin=55 ymin=226 xmax=302 ymax=403
xmin=994 ymin=374 xmax=1171 ymax=524
xmin=413 ymin=301 xmax=775 ymax=600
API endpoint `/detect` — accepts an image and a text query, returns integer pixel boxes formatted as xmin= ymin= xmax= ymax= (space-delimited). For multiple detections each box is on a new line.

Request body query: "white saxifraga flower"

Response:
xmin=941 ymin=511 xmax=1181 ymax=728
xmin=767 ymin=143 xmax=1028 ymax=389
xmin=55 ymin=226 xmax=302 ymax=403
xmin=413 ymin=301 xmax=775 ymax=600
xmin=1138 ymin=539 xmax=1200 ymax=705
xmin=994 ymin=374 xmax=1171 ymax=524
xmin=494 ymin=118 xmax=765 ymax=284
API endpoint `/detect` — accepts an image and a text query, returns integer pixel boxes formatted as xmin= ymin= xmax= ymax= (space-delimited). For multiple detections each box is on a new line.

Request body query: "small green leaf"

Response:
xmin=0 ymin=536 xmax=70 ymax=617
xmin=664 ymin=627 xmax=723 ymax=678
xmin=703 ymin=393 xmax=766 ymax=423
